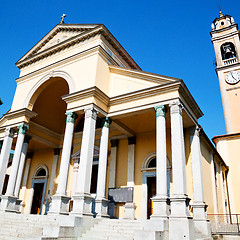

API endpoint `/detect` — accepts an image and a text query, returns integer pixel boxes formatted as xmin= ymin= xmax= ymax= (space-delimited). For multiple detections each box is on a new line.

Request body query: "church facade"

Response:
xmin=0 ymin=14 xmax=233 ymax=239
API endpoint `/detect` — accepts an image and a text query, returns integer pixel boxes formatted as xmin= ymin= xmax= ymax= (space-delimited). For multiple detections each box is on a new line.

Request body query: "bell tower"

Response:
xmin=211 ymin=11 xmax=240 ymax=134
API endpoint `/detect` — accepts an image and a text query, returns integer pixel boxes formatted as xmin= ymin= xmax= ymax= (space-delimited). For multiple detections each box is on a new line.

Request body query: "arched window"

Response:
xmin=221 ymin=42 xmax=236 ymax=60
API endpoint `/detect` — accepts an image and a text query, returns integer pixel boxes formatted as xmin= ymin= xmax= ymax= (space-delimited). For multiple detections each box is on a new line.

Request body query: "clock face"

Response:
xmin=225 ymin=71 xmax=240 ymax=84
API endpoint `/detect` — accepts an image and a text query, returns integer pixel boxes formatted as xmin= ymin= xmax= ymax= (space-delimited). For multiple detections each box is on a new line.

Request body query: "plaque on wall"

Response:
xmin=108 ymin=187 xmax=133 ymax=203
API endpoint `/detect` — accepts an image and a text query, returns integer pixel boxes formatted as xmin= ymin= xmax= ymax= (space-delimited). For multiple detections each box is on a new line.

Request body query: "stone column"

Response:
xmin=151 ymin=105 xmax=168 ymax=219
xmin=190 ymin=127 xmax=211 ymax=238
xmin=19 ymin=152 xmax=33 ymax=213
xmin=169 ymin=101 xmax=194 ymax=240
xmin=124 ymin=136 xmax=136 ymax=219
xmin=95 ymin=117 xmax=111 ymax=218
xmin=0 ymin=128 xmax=15 ymax=195
xmin=71 ymin=159 xmax=79 ymax=195
xmin=14 ymin=135 xmax=31 ymax=198
xmin=0 ymin=124 xmax=28 ymax=213
xmin=45 ymin=148 xmax=60 ymax=214
xmin=49 ymin=112 xmax=77 ymax=215
xmin=108 ymin=139 xmax=118 ymax=218
xmin=72 ymin=107 xmax=98 ymax=216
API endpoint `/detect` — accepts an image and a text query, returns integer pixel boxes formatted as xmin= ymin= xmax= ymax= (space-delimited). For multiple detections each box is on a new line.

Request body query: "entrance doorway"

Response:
xmin=147 ymin=176 xmax=156 ymax=219
xmin=30 ymin=165 xmax=48 ymax=215
xmin=31 ymin=182 xmax=44 ymax=214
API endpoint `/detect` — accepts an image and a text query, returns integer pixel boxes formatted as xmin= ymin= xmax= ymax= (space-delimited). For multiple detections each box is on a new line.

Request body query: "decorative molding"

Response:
xmin=4 ymin=108 xmax=37 ymax=121
xmin=24 ymin=135 xmax=32 ymax=143
xmin=110 ymin=139 xmax=118 ymax=148
xmin=109 ymin=65 xmax=179 ymax=84
xmin=62 ymin=86 xmax=109 ymax=106
xmin=128 ymin=136 xmax=136 ymax=145
xmin=5 ymin=128 xmax=15 ymax=138
xmin=169 ymin=100 xmax=183 ymax=115
xmin=54 ymin=148 xmax=61 ymax=155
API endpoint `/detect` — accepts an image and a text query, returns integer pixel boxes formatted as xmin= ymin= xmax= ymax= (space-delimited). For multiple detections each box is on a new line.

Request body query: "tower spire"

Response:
xmin=219 ymin=6 xmax=223 ymax=17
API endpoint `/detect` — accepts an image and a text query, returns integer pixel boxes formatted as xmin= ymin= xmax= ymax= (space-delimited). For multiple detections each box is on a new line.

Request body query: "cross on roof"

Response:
xmin=60 ymin=14 xmax=66 ymax=24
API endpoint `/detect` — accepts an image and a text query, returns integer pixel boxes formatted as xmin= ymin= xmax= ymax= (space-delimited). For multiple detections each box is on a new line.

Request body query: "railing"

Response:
xmin=223 ymin=57 xmax=238 ymax=65
xmin=208 ymin=214 xmax=240 ymax=235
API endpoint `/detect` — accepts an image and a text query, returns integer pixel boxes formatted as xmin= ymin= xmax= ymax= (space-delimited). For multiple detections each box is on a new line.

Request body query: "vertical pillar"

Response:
xmin=49 ymin=112 xmax=77 ymax=215
xmin=71 ymin=159 xmax=79 ymax=195
xmin=190 ymin=127 xmax=211 ymax=238
xmin=95 ymin=117 xmax=111 ymax=218
xmin=19 ymin=152 xmax=33 ymax=213
xmin=45 ymin=148 xmax=60 ymax=214
xmin=169 ymin=101 xmax=194 ymax=240
xmin=14 ymin=135 xmax=31 ymax=197
xmin=108 ymin=139 xmax=118 ymax=218
xmin=151 ymin=105 xmax=168 ymax=219
xmin=72 ymin=106 xmax=98 ymax=216
xmin=0 ymin=124 xmax=28 ymax=213
xmin=109 ymin=139 xmax=118 ymax=189
xmin=124 ymin=136 xmax=136 ymax=219
xmin=0 ymin=128 xmax=15 ymax=195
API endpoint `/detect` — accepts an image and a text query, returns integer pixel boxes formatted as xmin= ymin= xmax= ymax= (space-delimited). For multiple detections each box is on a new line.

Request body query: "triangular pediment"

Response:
xmin=17 ymin=24 xmax=99 ymax=64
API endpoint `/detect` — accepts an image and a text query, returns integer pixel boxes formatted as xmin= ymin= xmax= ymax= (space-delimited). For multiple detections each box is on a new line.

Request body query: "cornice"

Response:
xmin=109 ymin=65 xmax=179 ymax=84
xmin=62 ymin=86 xmax=110 ymax=106
xmin=178 ymin=81 xmax=203 ymax=119
xmin=4 ymin=108 xmax=37 ymax=121
xmin=109 ymin=81 xmax=182 ymax=106
xmin=16 ymin=24 xmax=140 ymax=70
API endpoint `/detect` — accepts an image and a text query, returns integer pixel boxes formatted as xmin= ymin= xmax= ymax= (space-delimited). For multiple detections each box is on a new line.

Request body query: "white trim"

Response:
xmin=23 ymin=70 xmax=75 ymax=108
xmin=142 ymin=171 xmax=156 ymax=220
xmin=32 ymin=164 xmax=49 ymax=179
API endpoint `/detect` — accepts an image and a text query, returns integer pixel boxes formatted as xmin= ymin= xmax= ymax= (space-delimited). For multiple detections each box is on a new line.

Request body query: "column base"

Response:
xmin=48 ymin=194 xmax=70 ymax=215
xmin=95 ymin=198 xmax=109 ymax=218
xmin=169 ymin=215 xmax=194 ymax=240
xmin=0 ymin=195 xmax=18 ymax=213
xmin=124 ymin=202 xmax=135 ymax=220
xmin=150 ymin=195 xmax=169 ymax=219
xmin=170 ymin=195 xmax=191 ymax=217
xmin=71 ymin=193 xmax=93 ymax=217
xmin=192 ymin=202 xmax=211 ymax=238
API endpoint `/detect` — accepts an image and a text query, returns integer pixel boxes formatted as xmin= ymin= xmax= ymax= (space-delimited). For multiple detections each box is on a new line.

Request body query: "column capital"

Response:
xmin=154 ymin=105 xmax=167 ymax=118
xmin=128 ymin=136 xmax=136 ymax=145
xmin=190 ymin=126 xmax=201 ymax=137
xmin=84 ymin=107 xmax=98 ymax=120
xmin=169 ymin=101 xmax=183 ymax=115
xmin=5 ymin=127 xmax=15 ymax=138
xmin=110 ymin=139 xmax=118 ymax=148
xmin=54 ymin=148 xmax=61 ymax=155
xmin=24 ymin=135 xmax=32 ymax=144
xmin=101 ymin=117 xmax=112 ymax=128
xmin=18 ymin=124 xmax=29 ymax=135
xmin=66 ymin=112 xmax=78 ymax=123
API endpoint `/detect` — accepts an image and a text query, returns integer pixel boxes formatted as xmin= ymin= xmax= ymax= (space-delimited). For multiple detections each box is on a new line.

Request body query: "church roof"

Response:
xmin=16 ymin=23 xmax=141 ymax=70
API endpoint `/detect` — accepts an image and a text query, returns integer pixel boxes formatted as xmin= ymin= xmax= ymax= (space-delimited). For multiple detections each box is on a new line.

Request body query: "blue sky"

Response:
xmin=1 ymin=0 xmax=240 ymax=140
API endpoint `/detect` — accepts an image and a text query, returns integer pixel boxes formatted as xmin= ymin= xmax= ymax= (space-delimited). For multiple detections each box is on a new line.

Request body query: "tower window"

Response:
xmin=221 ymin=42 xmax=236 ymax=60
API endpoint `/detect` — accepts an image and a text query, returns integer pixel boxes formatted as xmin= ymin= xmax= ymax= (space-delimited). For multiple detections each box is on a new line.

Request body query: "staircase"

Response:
xmin=0 ymin=213 xmax=58 ymax=239
xmin=79 ymin=219 xmax=144 ymax=240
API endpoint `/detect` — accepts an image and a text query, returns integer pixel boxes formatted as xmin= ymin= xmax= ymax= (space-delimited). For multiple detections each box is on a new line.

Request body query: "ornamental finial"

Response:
xmin=60 ymin=14 xmax=66 ymax=24
xmin=219 ymin=6 xmax=223 ymax=17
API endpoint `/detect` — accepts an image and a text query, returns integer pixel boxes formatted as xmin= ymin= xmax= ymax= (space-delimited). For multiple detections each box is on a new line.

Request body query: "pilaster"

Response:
xmin=190 ymin=126 xmax=211 ymax=238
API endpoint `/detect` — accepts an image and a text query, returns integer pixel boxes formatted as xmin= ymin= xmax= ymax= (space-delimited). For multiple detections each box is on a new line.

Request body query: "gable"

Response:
xmin=16 ymin=24 xmax=99 ymax=65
